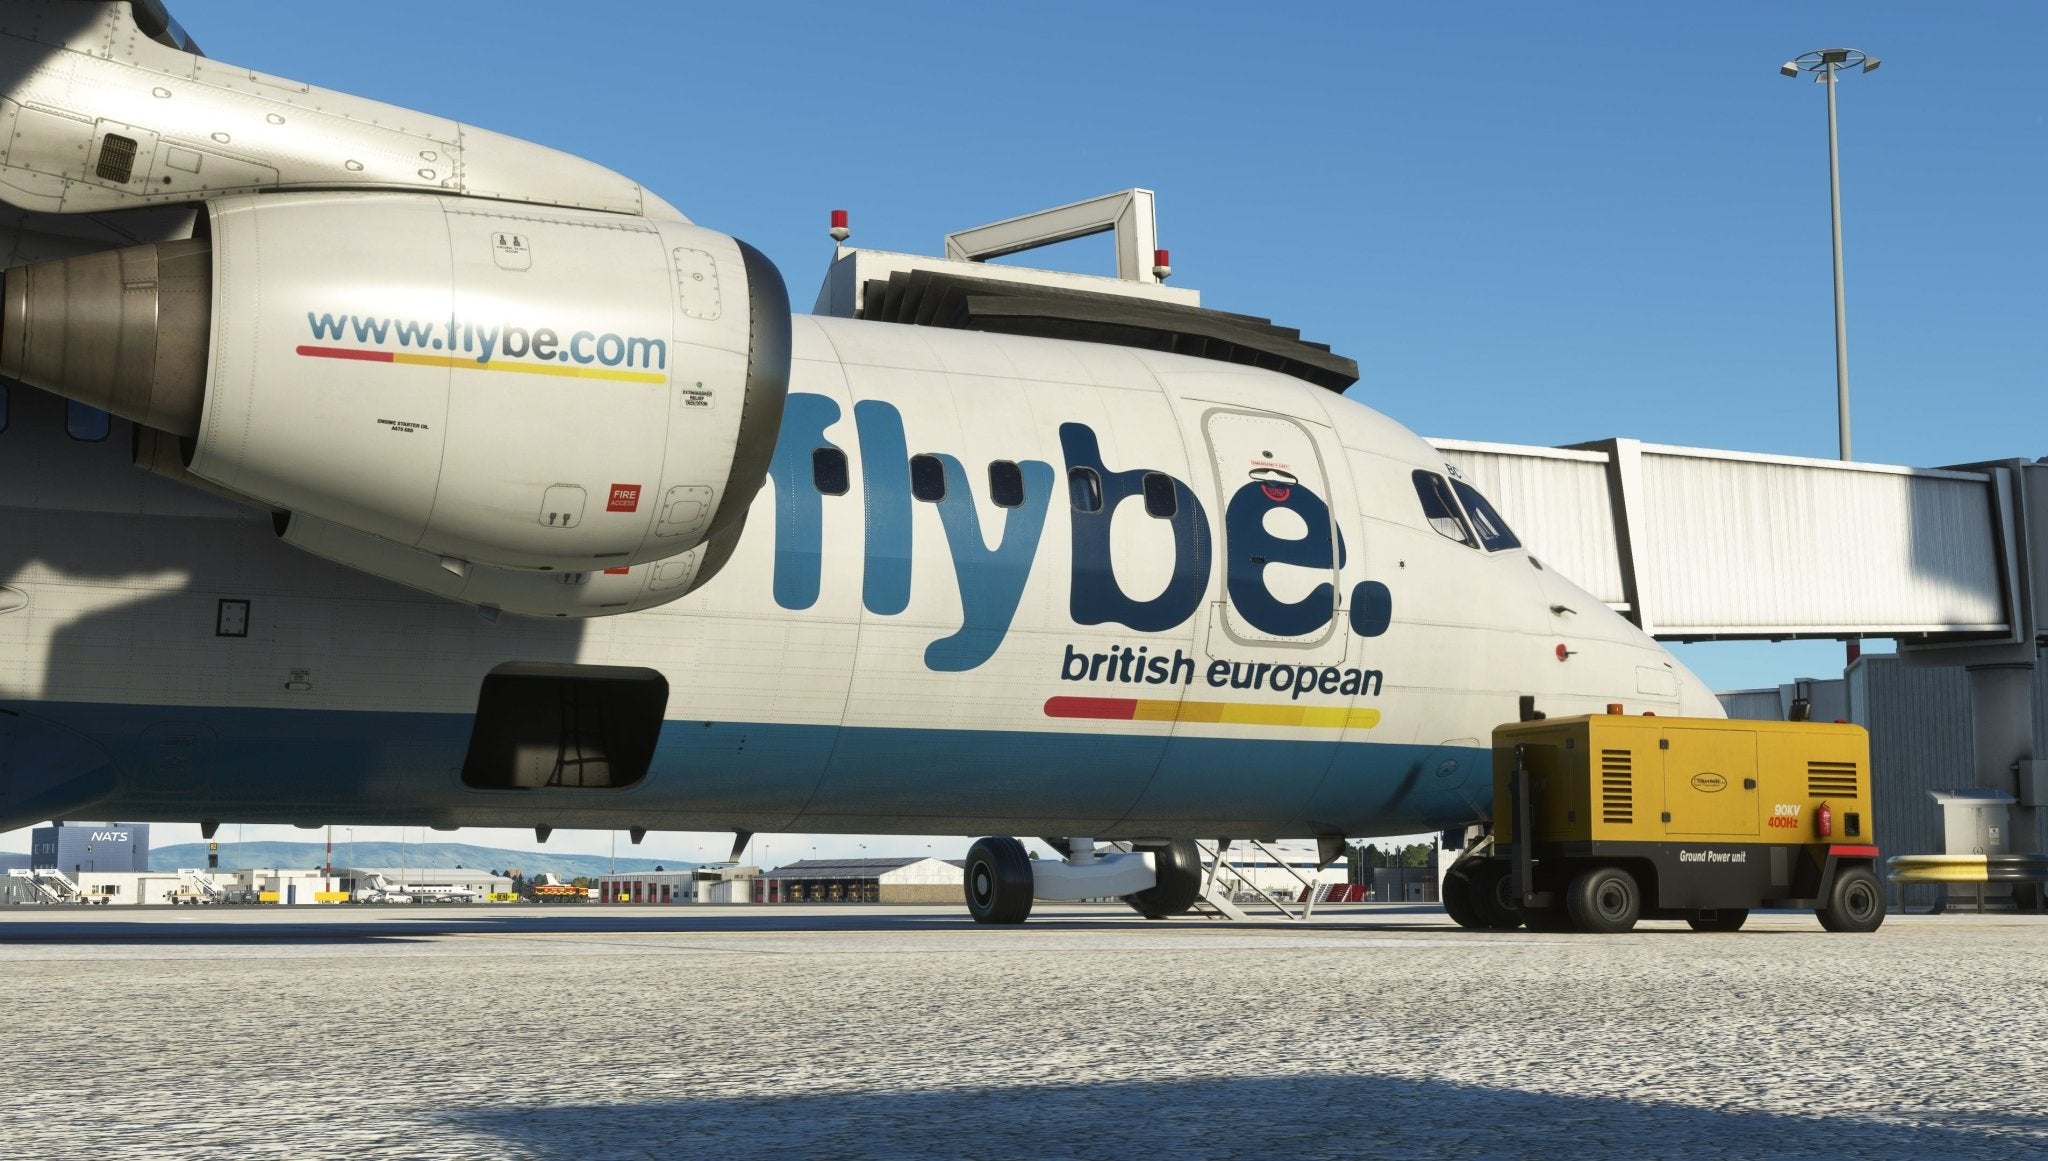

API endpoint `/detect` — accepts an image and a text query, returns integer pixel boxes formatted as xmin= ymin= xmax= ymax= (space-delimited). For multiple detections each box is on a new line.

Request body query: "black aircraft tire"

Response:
xmin=963 ymin=836 xmax=1034 ymax=924
xmin=1686 ymin=909 xmax=1749 ymax=932
xmin=1817 ymin=864 xmax=1886 ymax=933
xmin=1124 ymin=839 xmax=1203 ymax=918
xmin=1467 ymin=859 xmax=1523 ymax=930
xmin=1565 ymin=865 xmax=1641 ymax=934
xmin=1441 ymin=865 xmax=1482 ymax=930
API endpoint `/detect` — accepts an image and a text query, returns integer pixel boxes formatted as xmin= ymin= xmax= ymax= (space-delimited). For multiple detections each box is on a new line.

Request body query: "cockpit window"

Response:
xmin=1452 ymin=480 xmax=1521 ymax=552
xmin=1412 ymin=470 xmax=1474 ymax=547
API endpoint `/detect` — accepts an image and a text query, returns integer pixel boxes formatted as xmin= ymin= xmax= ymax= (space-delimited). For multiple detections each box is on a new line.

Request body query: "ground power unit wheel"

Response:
xmin=963 ymin=836 xmax=1034 ymax=924
xmin=1467 ymin=859 xmax=1523 ymax=930
xmin=1441 ymin=864 xmax=1481 ymax=930
xmin=1565 ymin=865 xmax=1641 ymax=934
xmin=1123 ymin=839 xmax=1203 ymax=918
xmin=1817 ymin=864 xmax=1886 ymax=933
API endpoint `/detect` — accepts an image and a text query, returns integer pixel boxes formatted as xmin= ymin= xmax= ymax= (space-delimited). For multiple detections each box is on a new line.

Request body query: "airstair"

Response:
xmin=173 ymin=868 xmax=226 ymax=903
xmin=6 ymin=867 xmax=86 ymax=904
xmin=1190 ymin=840 xmax=1332 ymax=921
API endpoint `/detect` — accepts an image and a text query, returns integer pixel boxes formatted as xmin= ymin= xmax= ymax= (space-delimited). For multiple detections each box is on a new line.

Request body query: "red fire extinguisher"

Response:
xmin=1816 ymin=801 xmax=1833 ymax=839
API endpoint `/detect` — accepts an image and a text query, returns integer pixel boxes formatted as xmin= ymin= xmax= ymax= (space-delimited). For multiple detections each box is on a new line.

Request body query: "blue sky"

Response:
xmin=10 ymin=3 xmax=2037 ymax=861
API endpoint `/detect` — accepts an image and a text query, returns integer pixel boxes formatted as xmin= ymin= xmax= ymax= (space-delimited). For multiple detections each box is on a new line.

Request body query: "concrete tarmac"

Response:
xmin=1 ymin=904 xmax=2044 ymax=1160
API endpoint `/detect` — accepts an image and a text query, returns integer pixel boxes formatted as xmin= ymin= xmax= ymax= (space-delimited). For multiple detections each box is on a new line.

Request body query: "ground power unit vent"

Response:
xmin=1601 ymin=749 xmax=1633 ymax=824
xmin=856 ymin=269 xmax=1360 ymax=392
xmin=1807 ymin=760 xmax=1859 ymax=799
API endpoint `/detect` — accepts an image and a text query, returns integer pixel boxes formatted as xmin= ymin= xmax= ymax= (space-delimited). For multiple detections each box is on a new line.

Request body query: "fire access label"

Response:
xmin=607 ymin=484 xmax=642 ymax=513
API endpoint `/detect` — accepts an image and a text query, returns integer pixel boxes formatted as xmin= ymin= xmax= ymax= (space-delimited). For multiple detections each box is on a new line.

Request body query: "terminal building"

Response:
xmin=29 ymin=821 xmax=149 ymax=873
xmin=594 ymin=864 xmax=757 ymax=905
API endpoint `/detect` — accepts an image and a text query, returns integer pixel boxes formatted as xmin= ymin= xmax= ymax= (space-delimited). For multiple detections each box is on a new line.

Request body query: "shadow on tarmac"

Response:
xmin=445 ymin=1074 xmax=2042 ymax=1160
xmin=0 ymin=904 xmax=1458 ymax=943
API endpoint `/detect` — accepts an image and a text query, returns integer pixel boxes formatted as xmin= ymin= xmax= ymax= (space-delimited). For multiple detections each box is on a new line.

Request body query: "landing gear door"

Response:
xmin=1201 ymin=408 xmax=1345 ymax=660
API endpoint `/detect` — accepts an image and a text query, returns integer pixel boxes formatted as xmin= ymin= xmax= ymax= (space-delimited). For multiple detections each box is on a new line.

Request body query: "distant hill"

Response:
xmin=0 ymin=851 xmax=28 ymax=872
xmin=149 ymin=841 xmax=692 ymax=880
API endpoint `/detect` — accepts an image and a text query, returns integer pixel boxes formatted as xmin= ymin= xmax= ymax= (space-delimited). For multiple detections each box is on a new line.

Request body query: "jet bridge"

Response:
xmin=1430 ymin=436 xmax=2048 ymax=849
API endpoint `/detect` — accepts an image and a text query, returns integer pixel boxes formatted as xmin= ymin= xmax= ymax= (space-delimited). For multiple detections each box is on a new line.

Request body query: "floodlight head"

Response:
xmin=1781 ymin=47 xmax=1879 ymax=81
xmin=1862 ymin=56 xmax=1881 ymax=73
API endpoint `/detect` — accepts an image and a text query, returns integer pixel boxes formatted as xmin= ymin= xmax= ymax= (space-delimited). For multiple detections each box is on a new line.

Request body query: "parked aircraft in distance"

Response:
xmin=0 ymin=1 xmax=1719 ymax=923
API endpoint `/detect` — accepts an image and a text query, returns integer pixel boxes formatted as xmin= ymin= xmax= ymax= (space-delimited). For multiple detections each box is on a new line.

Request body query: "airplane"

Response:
xmin=352 ymin=874 xmax=481 ymax=905
xmin=0 ymin=1 xmax=1722 ymax=925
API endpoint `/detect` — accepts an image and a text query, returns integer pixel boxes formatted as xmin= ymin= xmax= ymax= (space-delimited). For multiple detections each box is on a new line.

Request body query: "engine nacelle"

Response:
xmin=275 ymin=512 xmax=739 ymax=618
xmin=0 ymin=191 xmax=789 ymax=573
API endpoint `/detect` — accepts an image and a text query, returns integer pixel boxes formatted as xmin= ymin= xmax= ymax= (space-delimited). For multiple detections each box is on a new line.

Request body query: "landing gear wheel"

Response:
xmin=1817 ymin=864 xmax=1886 ymax=933
xmin=1565 ymin=865 xmax=1641 ymax=934
xmin=1442 ymin=864 xmax=1481 ymax=930
xmin=1467 ymin=859 xmax=1523 ymax=930
xmin=1687 ymin=909 xmax=1749 ymax=932
xmin=963 ymin=836 xmax=1034 ymax=924
xmin=1124 ymin=839 xmax=1202 ymax=919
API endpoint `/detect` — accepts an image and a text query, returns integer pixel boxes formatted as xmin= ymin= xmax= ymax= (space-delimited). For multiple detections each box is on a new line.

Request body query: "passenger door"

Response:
xmin=1201 ymin=407 xmax=1346 ymax=661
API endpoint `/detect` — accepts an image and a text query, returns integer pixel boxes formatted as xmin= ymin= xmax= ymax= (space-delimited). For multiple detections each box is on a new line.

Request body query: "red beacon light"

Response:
xmin=1605 ymin=703 xmax=1623 ymax=715
xmin=1152 ymin=248 xmax=1171 ymax=280
xmin=829 ymin=209 xmax=850 ymax=243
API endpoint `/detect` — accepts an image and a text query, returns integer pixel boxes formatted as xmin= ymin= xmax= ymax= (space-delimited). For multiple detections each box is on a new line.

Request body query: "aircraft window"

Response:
xmin=1452 ymin=480 xmax=1521 ymax=551
xmin=66 ymin=402 xmax=111 ymax=443
xmin=988 ymin=460 xmax=1025 ymax=509
xmin=909 ymin=453 xmax=946 ymax=502
xmin=1068 ymin=467 xmax=1103 ymax=513
xmin=1142 ymin=472 xmax=1177 ymax=518
xmin=811 ymin=447 xmax=849 ymax=496
xmin=1412 ymin=470 xmax=1475 ymax=547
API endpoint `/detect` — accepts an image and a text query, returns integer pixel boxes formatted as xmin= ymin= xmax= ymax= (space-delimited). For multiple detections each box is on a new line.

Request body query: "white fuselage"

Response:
xmin=0 ymin=312 xmax=1719 ymax=841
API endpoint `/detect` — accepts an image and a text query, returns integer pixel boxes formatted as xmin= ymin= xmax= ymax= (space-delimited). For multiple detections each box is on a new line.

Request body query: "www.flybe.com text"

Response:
xmin=305 ymin=312 xmax=668 ymax=370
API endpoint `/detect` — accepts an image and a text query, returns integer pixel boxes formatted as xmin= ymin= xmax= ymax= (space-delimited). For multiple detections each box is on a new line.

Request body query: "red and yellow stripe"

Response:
xmin=296 ymin=345 xmax=665 ymax=384
xmin=1045 ymin=695 xmax=1380 ymax=730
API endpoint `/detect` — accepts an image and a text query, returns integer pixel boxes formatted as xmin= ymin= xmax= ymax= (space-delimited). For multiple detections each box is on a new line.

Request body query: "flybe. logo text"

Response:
xmin=767 ymin=394 xmax=1393 ymax=675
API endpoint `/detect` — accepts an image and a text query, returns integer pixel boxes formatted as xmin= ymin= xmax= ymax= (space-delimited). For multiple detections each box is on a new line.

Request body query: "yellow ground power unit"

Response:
xmin=1442 ymin=712 xmax=1885 ymax=934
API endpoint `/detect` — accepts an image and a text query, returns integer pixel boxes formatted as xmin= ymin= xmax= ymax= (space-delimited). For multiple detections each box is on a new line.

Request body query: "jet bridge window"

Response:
xmin=1412 ymin=470 xmax=1475 ymax=547
xmin=988 ymin=460 xmax=1025 ymax=508
xmin=1452 ymin=480 xmax=1521 ymax=551
xmin=811 ymin=447 xmax=849 ymax=496
xmin=66 ymin=402 xmax=110 ymax=442
xmin=910 ymin=454 xmax=946 ymax=502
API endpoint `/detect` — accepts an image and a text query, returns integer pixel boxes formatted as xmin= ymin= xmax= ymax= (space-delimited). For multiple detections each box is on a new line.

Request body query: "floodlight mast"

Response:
xmin=1781 ymin=47 xmax=1879 ymax=461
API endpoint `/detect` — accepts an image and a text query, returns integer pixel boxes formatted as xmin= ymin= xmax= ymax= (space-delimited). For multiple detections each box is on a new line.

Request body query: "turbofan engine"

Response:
xmin=0 ymin=192 xmax=790 ymax=594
